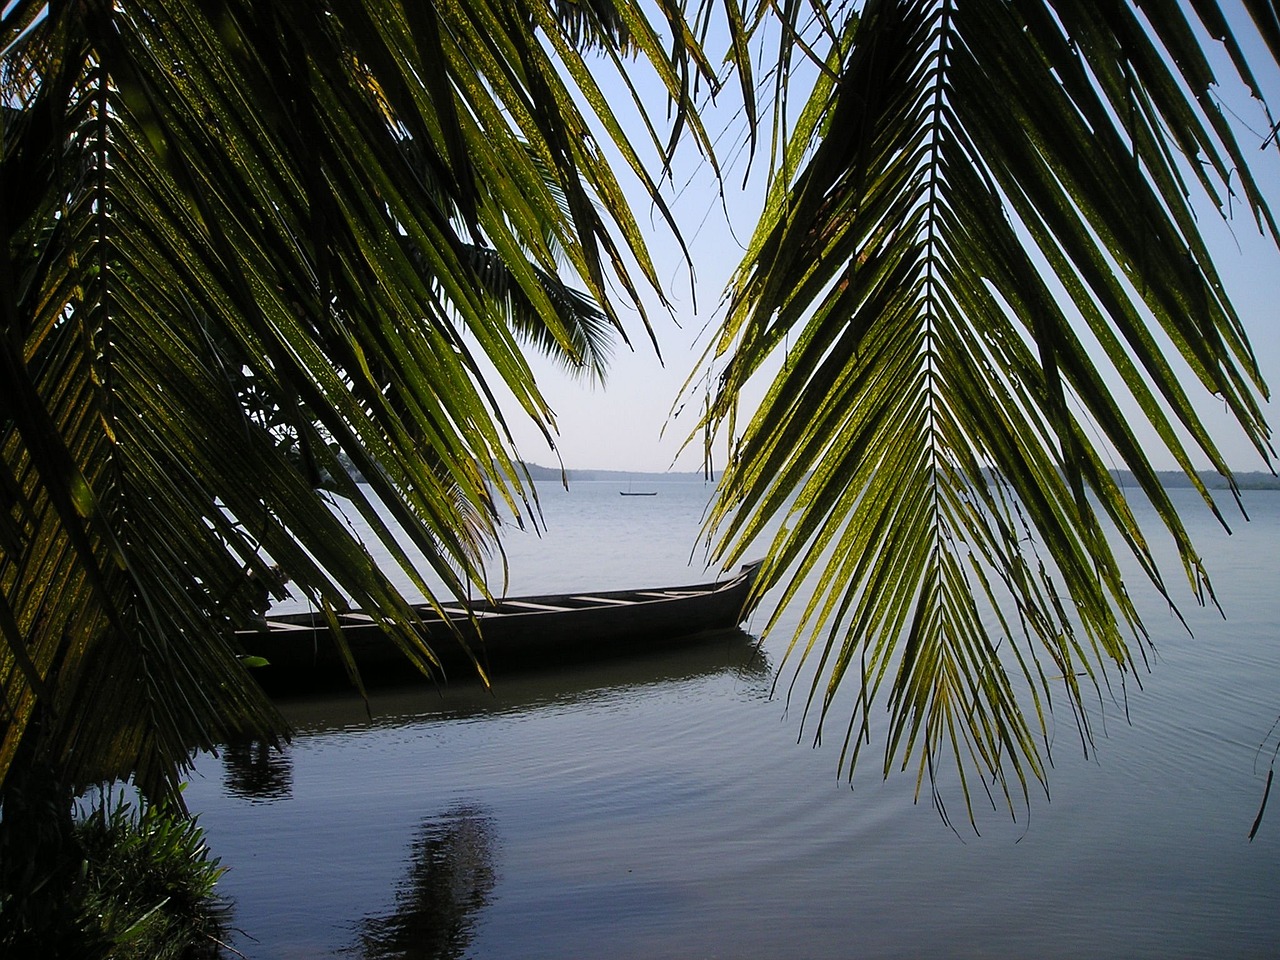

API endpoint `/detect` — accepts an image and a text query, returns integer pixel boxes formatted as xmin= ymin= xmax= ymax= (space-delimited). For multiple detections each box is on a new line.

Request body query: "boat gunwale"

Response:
xmin=243 ymin=561 xmax=760 ymax=634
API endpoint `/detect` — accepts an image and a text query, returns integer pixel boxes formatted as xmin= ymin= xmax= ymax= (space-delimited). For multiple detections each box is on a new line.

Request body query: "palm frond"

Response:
xmin=697 ymin=0 xmax=1275 ymax=824
xmin=0 ymin=0 xmax=709 ymax=801
xmin=464 ymin=243 xmax=614 ymax=381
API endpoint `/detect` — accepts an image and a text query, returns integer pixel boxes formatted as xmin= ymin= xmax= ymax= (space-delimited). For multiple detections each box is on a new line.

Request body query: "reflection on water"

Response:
xmin=277 ymin=628 xmax=770 ymax=738
xmin=221 ymin=738 xmax=292 ymax=802
xmin=223 ymin=630 xmax=768 ymax=804
xmin=204 ymin=636 xmax=770 ymax=952
xmin=354 ymin=803 xmax=498 ymax=960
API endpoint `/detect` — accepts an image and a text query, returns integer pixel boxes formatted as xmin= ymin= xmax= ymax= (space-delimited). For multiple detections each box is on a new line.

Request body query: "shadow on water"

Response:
xmin=222 ymin=629 xmax=770 ymax=804
xmin=351 ymin=802 xmax=498 ymax=960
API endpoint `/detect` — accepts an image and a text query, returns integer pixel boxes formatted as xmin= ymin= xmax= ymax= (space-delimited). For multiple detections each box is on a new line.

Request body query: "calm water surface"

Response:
xmin=186 ymin=481 xmax=1280 ymax=958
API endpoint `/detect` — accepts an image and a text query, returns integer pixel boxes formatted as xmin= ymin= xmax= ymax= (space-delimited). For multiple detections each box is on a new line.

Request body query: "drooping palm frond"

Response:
xmin=0 ymin=0 xmax=716 ymax=802
xmin=551 ymin=0 xmax=636 ymax=52
xmin=697 ymin=0 xmax=1276 ymax=825
xmin=464 ymin=243 xmax=615 ymax=381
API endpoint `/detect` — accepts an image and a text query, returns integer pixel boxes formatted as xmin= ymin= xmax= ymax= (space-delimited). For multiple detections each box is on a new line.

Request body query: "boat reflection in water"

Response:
xmin=224 ymin=628 xmax=768 ymax=805
xmin=286 ymin=627 xmax=764 ymax=736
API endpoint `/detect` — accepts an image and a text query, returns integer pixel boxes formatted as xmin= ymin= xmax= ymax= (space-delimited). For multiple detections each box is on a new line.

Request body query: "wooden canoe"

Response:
xmin=237 ymin=560 xmax=761 ymax=693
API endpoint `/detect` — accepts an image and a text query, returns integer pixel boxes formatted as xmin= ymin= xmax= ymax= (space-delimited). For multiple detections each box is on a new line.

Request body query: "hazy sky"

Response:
xmin=496 ymin=12 xmax=1280 ymax=478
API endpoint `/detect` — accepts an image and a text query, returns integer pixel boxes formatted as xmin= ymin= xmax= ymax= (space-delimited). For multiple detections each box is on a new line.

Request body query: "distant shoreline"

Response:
xmin=519 ymin=462 xmax=711 ymax=483
xmin=518 ymin=462 xmax=1280 ymax=490
xmin=1151 ymin=470 xmax=1280 ymax=490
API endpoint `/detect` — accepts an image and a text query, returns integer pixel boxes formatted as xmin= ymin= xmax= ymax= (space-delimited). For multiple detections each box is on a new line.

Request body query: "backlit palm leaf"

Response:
xmin=699 ymin=0 xmax=1276 ymax=825
xmin=0 ymin=0 xmax=714 ymax=800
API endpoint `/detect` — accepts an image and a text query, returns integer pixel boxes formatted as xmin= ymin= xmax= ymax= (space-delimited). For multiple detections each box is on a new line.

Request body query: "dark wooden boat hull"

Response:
xmin=237 ymin=561 xmax=760 ymax=693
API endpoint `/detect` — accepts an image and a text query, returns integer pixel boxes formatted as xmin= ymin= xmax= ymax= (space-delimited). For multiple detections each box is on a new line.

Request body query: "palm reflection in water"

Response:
xmin=222 ymin=738 xmax=292 ymax=802
xmin=209 ymin=633 xmax=768 ymax=955
xmin=355 ymin=803 xmax=498 ymax=960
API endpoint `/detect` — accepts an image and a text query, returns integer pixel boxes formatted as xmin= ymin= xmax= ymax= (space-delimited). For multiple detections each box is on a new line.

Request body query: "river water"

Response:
xmin=185 ymin=480 xmax=1280 ymax=958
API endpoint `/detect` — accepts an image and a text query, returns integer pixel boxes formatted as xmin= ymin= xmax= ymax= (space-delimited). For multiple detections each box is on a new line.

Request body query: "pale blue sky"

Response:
xmin=499 ymin=7 xmax=1280 ymax=477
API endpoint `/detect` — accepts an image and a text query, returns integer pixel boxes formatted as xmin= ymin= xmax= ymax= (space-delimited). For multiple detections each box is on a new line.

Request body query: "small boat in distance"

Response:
xmin=238 ymin=561 xmax=762 ymax=693
xmin=620 ymin=478 xmax=657 ymax=496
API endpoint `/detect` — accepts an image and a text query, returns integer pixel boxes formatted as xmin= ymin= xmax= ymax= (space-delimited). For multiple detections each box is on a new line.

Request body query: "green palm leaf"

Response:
xmin=1 ymin=0 xmax=713 ymax=801
xmin=698 ymin=0 xmax=1275 ymax=825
